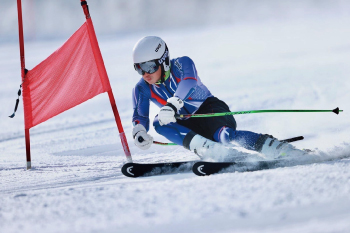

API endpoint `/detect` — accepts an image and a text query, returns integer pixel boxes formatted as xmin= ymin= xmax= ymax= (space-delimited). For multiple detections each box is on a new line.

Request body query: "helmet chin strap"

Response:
xmin=160 ymin=64 xmax=165 ymax=83
xmin=157 ymin=45 xmax=170 ymax=84
xmin=156 ymin=64 xmax=170 ymax=84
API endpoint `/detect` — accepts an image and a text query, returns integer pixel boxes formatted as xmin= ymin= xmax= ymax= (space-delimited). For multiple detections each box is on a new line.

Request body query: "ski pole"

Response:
xmin=153 ymin=136 xmax=304 ymax=146
xmin=175 ymin=107 xmax=343 ymax=119
xmin=152 ymin=107 xmax=342 ymax=146
xmin=153 ymin=141 xmax=177 ymax=146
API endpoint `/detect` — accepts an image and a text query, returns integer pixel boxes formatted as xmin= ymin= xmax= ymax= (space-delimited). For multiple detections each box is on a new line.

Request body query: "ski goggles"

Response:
xmin=134 ymin=60 xmax=160 ymax=75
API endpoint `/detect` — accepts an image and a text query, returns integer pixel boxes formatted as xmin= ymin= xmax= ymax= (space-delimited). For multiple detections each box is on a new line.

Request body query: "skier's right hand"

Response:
xmin=132 ymin=124 xmax=153 ymax=150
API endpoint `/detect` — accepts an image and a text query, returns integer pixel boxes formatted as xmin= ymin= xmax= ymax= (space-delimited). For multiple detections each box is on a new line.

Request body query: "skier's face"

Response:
xmin=142 ymin=65 xmax=161 ymax=84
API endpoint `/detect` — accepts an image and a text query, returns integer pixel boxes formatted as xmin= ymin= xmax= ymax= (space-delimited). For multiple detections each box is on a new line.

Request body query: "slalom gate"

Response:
xmin=15 ymin=0 xmax=132 ymax=169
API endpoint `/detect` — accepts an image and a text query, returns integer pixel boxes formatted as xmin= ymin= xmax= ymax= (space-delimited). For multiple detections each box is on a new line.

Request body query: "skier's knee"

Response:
xmin=153 ymin=115 xmax=162 ymax=134
xmin=213 ymin=126 xmax=236 ymax=143
xmin=153 ymin=115 xmax=170 ymax=135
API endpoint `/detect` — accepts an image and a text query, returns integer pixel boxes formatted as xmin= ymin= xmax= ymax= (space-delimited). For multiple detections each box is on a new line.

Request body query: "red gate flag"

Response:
xmin=17 ymin=0 xmax=132 ymax=168
xmin=23 ymin=22 xmax=111 ymax=129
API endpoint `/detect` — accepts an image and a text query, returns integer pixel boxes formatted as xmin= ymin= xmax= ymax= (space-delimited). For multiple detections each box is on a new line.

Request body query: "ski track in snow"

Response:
xmin=1 ymin=14 xmax=350 ymax=233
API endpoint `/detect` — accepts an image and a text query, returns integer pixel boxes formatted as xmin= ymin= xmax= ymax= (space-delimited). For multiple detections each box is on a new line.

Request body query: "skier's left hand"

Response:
xmin=158 ymin=97 xmax=184 ymax=126
xmin=132 ymin=124 xmax=153 ymax=150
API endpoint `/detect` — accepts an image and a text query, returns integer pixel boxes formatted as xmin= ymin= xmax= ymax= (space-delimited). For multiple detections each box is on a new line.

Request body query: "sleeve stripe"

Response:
xmin=183 ymin=77 xmax=197 ymax=81
xmin=150 ymin=88 xmax=167 ymax=105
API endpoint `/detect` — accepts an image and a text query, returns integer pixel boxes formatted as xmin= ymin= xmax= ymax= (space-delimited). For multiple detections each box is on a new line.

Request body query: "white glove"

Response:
xmin=158 ymin=97 xmax=184 ymax=126
xmin=132 ymin=124 xmax=153 ymax=150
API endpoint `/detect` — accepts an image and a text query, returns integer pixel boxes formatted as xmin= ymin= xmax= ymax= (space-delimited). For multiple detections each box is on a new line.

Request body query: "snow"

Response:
xmin=1 ymin=4 xmax=350 ymax=233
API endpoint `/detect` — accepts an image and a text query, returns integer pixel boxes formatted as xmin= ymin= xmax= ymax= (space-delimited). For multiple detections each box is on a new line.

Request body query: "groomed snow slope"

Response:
xmin=1 ymin=15 xmax=350 ymax=233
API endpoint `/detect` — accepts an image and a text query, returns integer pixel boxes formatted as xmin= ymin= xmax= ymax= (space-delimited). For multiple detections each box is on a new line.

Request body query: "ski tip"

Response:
xmin=121 ymin=163 xmax=138 ymax=178
xmin=192 ymin=162 xmax=208 ymax=176
xmin=332 ymin=107 xmax=341 ymax=115
xmin=281 ymin=136 xmax=304 ymax=143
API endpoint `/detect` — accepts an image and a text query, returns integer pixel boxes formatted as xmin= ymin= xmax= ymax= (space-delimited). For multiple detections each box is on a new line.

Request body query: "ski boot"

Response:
xmin=184 ymin=132 xmax=247 ymax=161
xmin=256 ymin=135 xmax=306 ymax=159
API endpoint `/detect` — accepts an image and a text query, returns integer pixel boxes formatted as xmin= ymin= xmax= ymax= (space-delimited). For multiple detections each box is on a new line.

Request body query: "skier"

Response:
xmin=131 ymin=36 xmax=301 ymax=160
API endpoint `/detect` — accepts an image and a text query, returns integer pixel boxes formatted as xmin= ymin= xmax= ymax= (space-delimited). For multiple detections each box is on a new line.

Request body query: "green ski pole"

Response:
xmin=153 ymin=136 xmax=305 ymax=146
xmin=153 ymin=107 xmax=343 ymax=146
xmin=176 ymin=107 xmax=343 ymax=118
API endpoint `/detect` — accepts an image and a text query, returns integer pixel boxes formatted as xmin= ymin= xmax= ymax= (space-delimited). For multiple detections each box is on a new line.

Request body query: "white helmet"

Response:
xmin=133 ymin=36 xmax=170 ymax=82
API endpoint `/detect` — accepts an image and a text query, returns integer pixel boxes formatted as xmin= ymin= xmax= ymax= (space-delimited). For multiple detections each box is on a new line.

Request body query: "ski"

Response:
xmin=192 ymin=160 xmax=284 ymax=176
xmin=121 ymin=161 xmax=196 ymax=178
xmin=122 ymin=136 xmax=305 ymax=178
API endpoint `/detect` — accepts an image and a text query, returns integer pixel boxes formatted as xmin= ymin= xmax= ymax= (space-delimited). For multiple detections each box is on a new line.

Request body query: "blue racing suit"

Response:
xmin=132 ymin=56 xmax=261 ymax=149
xmin=132 ymin=56 xmax=212 ymax=130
